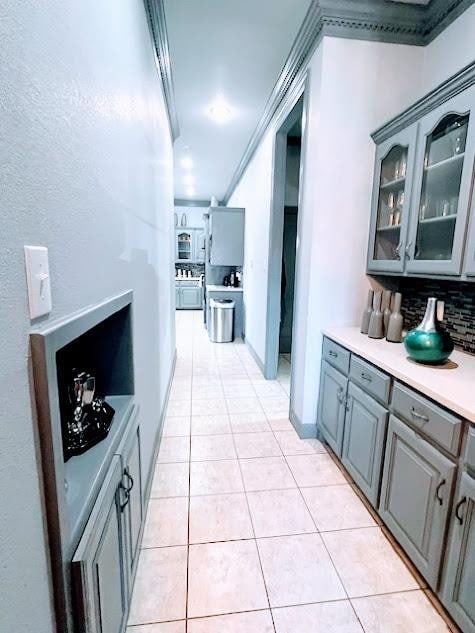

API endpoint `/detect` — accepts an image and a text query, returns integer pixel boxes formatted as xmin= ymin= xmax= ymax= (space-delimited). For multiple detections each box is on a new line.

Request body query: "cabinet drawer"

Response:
xmin=350 ymin=356 xmax=391 ymax=404
xmin=322 ymin=338 xmax=350 ymax=375
xmin=464 ymin=426 xmax=475 ymax=472
xmin=176 ymin=280 xmax=200 ymax=287
xmin=391 ymin=382 xmax=462 ymax=456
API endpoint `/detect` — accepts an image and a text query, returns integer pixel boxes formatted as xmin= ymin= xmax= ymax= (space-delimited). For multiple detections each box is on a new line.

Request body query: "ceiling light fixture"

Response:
xmin=208 ymin=96 xmax=232 ymax=124
xmin=180 ymin=156 xmax=193 ymax=170
xmin=183 ymin=173 xmax=194 ymax=186
xmin=186 ymin=186 xmax=195 ymax=197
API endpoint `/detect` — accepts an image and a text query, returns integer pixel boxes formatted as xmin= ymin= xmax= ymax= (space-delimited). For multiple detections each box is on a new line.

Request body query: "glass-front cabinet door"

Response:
xmin=176 ymin=230 xmax=193 ymax=261
xmin=406 ymin=87 xmax=475 ymax=275
xmin=367 ymin=125 xmax=417 ymax=273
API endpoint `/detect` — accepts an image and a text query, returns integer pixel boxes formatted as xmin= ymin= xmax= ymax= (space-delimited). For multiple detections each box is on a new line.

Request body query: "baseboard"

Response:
xmin=244 ymin=337 xmax=266 ymax=377
xmin=289 ymin=405 xmax=317 ymax=439
xmin=142 ymin=348 xmax=177 ymax=506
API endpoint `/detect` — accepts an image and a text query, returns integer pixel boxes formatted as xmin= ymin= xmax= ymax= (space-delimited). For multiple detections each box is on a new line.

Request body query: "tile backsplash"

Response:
xmin=175 ymin=263 xmax=204 ymax=277
xmin=399 ymin=278 xmax=475 ymax=354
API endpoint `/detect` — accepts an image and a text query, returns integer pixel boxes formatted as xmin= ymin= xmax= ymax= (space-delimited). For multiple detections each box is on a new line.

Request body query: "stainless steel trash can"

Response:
xmin=209 ymin=298 xmax=235 ymax=343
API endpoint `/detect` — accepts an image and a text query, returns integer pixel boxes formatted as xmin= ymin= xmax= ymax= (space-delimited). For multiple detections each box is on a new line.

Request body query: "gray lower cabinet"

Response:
xmin=176 ymin=283 xmax=202 ymax=309
xmin=72 ymin=455 xmax=128 ymax=633
xmin=117 ymin=415 xmax=142 ymax=587
xmin=379 ymin=415 xmax=456 ymax=588
xmin=72 ymin=414 xmax=143 ymax=633
xmin=181 ymin=287 xmax=202 ymax=308
xmin=441 ymin=472 xmax=475 ymax=633
xmin=317 ymin=360 xmax=348 ymax=456
xmin=342 ymin=382 xmax=388 ymax=506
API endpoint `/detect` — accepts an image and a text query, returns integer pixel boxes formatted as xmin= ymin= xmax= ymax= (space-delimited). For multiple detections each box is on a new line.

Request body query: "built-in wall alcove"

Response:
xmin=30 ymin=290 xmax=137 ymax=632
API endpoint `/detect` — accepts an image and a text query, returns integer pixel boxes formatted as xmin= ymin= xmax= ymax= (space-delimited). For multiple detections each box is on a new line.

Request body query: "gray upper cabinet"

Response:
xmin=463 ymin=187 xmax=475 ymax=276
xmin=176 ymin=229 xmax=194 ymax=262
xmin=367 ymin=124 xmax=418 ymax=274
xmin=379 ymin=415 xmax=456 ymax=588
xmin=210 ymin=207 xmax=245 ymax=266
xmin=441 ymin=472 xmax=475 ymax=633
xmin=406 ymin=87 xmax=475 ymax=276
xmin=317 ymin=360 xmax=348 ymax=456
xmin=342 ymin=382 xmax=388 ymax=506
xmin=72 ymin=456 xmax=128 ymax=633
xmin=194 ymin=229 xmax=206 ymax=262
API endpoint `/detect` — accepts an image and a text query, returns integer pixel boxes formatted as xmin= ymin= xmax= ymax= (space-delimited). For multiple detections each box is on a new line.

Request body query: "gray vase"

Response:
xmin=386 ymin=292 xmax=404 ymax=343
xmin=360 ymin=289 xmax=374 ymax=334
xmin=368 ymin=291 xmax=384 ymax=339
xmin=382 ymin=290 xmax=392 ymax=335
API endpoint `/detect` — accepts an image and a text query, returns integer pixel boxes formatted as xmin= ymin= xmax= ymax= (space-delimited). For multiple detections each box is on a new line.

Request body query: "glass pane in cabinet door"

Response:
xmin=414 ymin=112 xmax=469 ymax=261
xmin=177 ymin=232 xmax=192 ymax=259
xmin=373 ymin=145 xmax=408 ymax=261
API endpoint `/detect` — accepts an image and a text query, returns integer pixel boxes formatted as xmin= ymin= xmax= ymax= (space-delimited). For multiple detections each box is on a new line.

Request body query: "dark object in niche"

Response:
xmin=64 ymin=369 xmax=115 ymax=460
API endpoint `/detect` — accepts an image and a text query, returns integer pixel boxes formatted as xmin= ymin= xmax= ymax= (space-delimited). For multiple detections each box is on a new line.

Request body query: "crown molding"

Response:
xmin=144 ymin=0 xmax=180 ymax=141
xmin=223 ymin=0 xmax=474 ymax=204
xmin=372 ymin=60 xmax=475 ymax=144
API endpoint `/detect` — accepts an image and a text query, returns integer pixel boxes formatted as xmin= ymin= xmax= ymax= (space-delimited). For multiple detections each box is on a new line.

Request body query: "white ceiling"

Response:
xmin=165 ymin=0 xmax=312 ymax=202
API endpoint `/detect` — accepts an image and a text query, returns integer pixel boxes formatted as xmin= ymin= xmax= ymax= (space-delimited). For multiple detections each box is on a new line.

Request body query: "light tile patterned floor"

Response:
xmin=128 ymin=310 xmax=453 ymax=633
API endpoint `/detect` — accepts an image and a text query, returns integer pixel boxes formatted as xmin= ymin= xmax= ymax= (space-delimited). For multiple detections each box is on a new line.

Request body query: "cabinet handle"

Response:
xmin=361 ymin=372 xmax=372 ymax=382
xmin=329 ymin=350 xmax=338 ymax=358
xmin=405 ymin=241 xmax=413 ymax=259
xmin=337 ymin=387 xmax=344 ymax=403
xmin=455 ymin=496 xmax=467 ymax=525
xmin=345 ymin=397 xmax=351 ymax=412
xmin=124 ymin=467 xmax=134 ymax=493
xmin=410 ymin=407 xmax=429 ymax=425
xmin=118 ymin=482 xmax=130 ymax=511
xmin=435 ymin=479 xmax=446 ymax=506
xmin=395 ymin=242 xmax=402 ymax=259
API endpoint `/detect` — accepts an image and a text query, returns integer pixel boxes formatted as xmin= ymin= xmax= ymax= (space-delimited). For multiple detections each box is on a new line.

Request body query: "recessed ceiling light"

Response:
xmin=180 ymin=156 xmax=193 ymax=170
xmin=183 ymin=173 xmax=194 ymax=186
xmin=208 ymin=97 xmax=232 ymax=124
xmin=186 ymin=186 xmax=195 ymax=197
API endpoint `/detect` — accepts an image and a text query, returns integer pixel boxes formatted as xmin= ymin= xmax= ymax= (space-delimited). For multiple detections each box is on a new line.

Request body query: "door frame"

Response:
xmin=264 ymin=72 xmax=309 ymax=392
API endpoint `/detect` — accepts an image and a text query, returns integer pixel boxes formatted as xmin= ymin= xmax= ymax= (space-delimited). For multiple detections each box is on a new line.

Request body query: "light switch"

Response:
xmin=24 ymin=245 xmax=52 ymax=319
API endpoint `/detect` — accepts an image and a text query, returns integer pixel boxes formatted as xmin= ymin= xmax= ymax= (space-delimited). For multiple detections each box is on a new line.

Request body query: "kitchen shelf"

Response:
xmin=376 ymin=224 xmax=401 ymax=233
xmin=419 ymin=214 xmax=457 ymax=225
xmin=424 ymin=152 xmax=464 ymax=173
xmin=380 ymin=176 xmax=406 ymax=190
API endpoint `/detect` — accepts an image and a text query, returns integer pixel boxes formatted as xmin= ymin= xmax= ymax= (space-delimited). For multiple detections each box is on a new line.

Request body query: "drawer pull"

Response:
xmin=118 ymin=482 xmax=130 ymax=511
xmin=410 ymin=407 xmax=429 ymax=425
xmin=337 ymin=387 xmax=344 ymax=403
xmin=329 ymin=350 xmax=338 ymax=358
xmin=361 ymin=372 xmax=372 ymax=382
xmin=435 ymin=479 xmax=446 ymax=506
xmin=124 ymin=467 xmax=134 ymax=493
xmin=455 ymin=496 xmax=467 ymax=525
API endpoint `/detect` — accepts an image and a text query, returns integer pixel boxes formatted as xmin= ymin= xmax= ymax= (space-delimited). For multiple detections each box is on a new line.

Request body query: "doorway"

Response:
xmin=264 ymin=93 xmax=304 ymax=386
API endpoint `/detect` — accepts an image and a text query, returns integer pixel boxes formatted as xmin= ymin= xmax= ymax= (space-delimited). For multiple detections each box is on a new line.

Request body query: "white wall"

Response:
xmin=230 ymin=37 xmax=424 ymax=433
xmin=228 ymin=133 xmax=275 ymax=361
xmin=422 ymin=3 xmax=475 ymax=93
xmin=0 ymin=1 xmax=175 ymax=632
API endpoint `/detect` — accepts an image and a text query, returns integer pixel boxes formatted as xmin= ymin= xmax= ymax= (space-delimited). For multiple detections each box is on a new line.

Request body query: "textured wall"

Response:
xmin=0 ymin=1 xmax=175 ymax=632
xmin=400 ymin=278 xmax=475 ymax=354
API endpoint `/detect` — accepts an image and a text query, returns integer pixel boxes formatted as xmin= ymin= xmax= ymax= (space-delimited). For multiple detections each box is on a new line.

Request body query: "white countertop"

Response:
xmin=175 ymin=277 xmax=202 ymax=281
xmin=206 ymin=284 xmax=243 ymax=292
xmin=323 ymin=326 xmax=475 ymax=423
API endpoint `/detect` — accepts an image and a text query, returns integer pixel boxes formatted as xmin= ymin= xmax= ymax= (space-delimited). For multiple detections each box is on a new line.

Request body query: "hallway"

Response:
xmin=127 ymin=311 xmax=452 ymax=633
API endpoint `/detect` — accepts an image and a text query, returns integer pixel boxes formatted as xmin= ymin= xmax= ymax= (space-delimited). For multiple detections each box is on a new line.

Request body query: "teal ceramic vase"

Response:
xmin=404 ymin=297 xmax=454 ymax=365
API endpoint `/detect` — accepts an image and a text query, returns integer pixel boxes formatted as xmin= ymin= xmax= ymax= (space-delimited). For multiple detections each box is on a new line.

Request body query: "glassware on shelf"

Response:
xmin=387 ymin=192 xmax=395 ymax=227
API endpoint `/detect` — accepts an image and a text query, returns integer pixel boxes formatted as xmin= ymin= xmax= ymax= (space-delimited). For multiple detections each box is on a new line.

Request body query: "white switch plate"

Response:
xmin=24 ymin=245 xmax=52 ymax=319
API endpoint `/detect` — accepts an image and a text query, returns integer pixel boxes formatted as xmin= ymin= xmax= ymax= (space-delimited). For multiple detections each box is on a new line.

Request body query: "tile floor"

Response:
xmin=128 ymin=310 xmax=454 ymax=633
